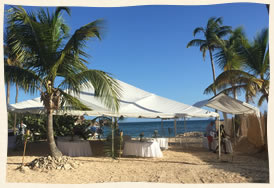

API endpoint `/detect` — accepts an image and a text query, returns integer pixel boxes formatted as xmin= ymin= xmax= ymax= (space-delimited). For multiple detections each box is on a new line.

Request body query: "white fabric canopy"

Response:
xmin=193 ymin=93 xmax=260 ymax=116
xmin=8 ymin=79 xmax=219 ymax=119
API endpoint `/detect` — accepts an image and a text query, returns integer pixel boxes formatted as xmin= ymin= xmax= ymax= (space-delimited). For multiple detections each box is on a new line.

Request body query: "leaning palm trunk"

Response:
xmin=209 ymin=50 xmax=217 ymax=96
xmin=47 ymin=108 xmax=62 ymax=157
xmin=13 ymin=83 xmax=19 ymax=134
xmin=44 ymin=92 xmax=63 ymax=157
xmin=6 ymin=81 xmax=10 ymax=105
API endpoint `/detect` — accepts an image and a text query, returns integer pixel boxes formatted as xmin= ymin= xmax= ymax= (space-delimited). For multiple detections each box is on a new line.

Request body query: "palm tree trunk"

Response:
xmin=13 ymin=83 xmax=19 ymax=134
xmin=231 ymin=82 xmax=237 ymax=99
xmin=6 ymin=81 xmax=10 ymax=105
xmin=47 ymin=108 xmax=62 ymax=157
xmin=209 ymin=50 xmax=217 ymax=96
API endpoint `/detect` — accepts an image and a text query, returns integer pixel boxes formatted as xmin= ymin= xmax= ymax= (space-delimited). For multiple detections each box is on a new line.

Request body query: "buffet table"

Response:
xmin=57 ymin=140 xmax=92 ymax=157
xmin=153 ymin=138 xmax=169 ymax=149
xmin=123 ymin=140 xmax=163 ymax=158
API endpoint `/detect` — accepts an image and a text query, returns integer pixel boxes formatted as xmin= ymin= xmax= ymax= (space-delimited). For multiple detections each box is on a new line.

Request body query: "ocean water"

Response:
xmin=102 ymin=119 xmax=212 ymax=138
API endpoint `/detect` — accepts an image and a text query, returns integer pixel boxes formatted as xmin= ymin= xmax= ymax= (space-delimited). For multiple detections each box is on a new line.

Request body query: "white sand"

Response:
xmin=6 ymin=138 xmax=269 ymax=184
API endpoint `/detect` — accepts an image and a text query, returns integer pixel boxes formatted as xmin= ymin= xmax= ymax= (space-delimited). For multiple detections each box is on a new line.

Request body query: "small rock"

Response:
xmin=20 ymin=166 xmax=30 ymax=173
xmin=70 ymin=163 xmax=78 ymax=169
xmin=63 ymin=164 xmax=72 ymax=170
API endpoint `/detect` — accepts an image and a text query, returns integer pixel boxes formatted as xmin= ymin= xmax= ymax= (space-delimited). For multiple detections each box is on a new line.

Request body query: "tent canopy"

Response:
xmin=8 ymin=79 xmax=219 ymax=119
xmin=193 ymin=93 xmax=260 ymax=116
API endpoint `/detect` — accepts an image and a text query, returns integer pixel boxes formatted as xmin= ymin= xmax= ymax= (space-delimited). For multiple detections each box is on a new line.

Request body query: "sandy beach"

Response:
xmin=6 ymin=137 xmax=269 ymax=184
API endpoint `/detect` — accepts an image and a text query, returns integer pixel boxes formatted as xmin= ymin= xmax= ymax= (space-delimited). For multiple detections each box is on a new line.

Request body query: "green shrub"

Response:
xmin=104 ymin=128 xmax=123 ymax=158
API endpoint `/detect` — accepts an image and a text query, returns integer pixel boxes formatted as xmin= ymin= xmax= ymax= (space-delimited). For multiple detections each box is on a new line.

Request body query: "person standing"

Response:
xmin=206 ymin=121 xmax=215 ymax=151
xmin=17 ymin=120 xmax=27 ymax=135
xmin=214 ymin=124 xmax=227 ymax=154
xmin=16 ymin=120 xmax=27 ymax=147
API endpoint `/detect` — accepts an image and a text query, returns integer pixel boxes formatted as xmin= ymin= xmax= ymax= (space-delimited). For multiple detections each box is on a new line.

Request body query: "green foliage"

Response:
xmin=21 ymin=114 xmax=47 ymax=140
xmin=72 ymin=121 xmax=93 ymax=140
xmin=11 ymin=114 xmax=93 ymax=141
xmin=204 ymin=28 xmax=269 ymax=105
xmin=8 ymin=112 xmax=15 ymax=129
xmin=104 ymin=128 xmax=123 ymax=159
xmin=53 ymin=115 xmax=78 ymax=137
xmin=53 ymin=115 xmax=92 ymax=140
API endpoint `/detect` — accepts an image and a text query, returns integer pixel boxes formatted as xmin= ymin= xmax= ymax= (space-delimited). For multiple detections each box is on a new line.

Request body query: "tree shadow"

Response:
xmin=7 ymin=140 xmax=106 ymax=157
xmin=167 ymin=142 xmax=269 ymax=183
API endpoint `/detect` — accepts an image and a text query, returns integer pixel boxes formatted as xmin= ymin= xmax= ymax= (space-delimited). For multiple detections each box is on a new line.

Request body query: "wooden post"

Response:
xmin=218 ymin=117 xmax=221 ymax=160
xmin=21 ymin=130 xmax=30 ymax=166
xmin=184 ymin=117 xmax=188 ymax=148
xmin=233 ymin=117 xmax=236 ymax=145
xmin=174 ymin=119 xmax=177 ymax=137
xmin=119 ymin=131 xmax=123 ymax=158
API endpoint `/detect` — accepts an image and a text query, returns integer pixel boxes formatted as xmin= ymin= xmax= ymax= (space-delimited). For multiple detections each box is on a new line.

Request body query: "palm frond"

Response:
xmin=4 ymin=65 xmax=42 ymax=94
xmin=193 ymin=27 xmax=204 ymax=36
xmin=258 ymin=94 xmax=267 ymax=107
xmin=58 ymin=89 xmax=91 ymax=110
xmin=50 ymin=19 xmax=104 ymax=81
xmin=58 ymin=69 xmax=121 ymax=112
xmin=186 ymin=39 xmax=206 ymax=48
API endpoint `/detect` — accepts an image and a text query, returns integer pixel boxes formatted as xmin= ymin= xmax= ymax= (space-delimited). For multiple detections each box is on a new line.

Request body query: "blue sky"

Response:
xmin=5 ymin=3 xmax=269 ymax=120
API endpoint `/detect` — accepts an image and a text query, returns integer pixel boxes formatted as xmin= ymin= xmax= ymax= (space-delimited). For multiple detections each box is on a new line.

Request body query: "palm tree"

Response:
xmin=205 ymin=27 xmax=246 ymax=99
xmin=240 ymin=28 xmax=269 ymax=105
xmin=187 ymin=17 xmax=232 ymax=95
xmin=204 ymin=28 xmax=269 ymax=105
xmin=4 ymin=27 xmax=23 ymax=133
xmin=5 ymin=6 xmax=121 ymax=157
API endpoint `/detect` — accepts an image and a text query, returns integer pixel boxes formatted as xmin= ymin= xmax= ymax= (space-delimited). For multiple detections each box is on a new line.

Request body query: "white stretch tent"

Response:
xmin=8 ymin=79 xmax=219 ymax=119
xmin=193 ymin=93 xmax=261 ymax=159
xmin=193 ymin=93 xmax=260 ymax=117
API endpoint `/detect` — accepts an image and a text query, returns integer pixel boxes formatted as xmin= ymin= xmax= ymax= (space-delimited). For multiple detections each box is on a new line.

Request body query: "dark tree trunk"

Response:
xmin=209 ymin=49 xmax=219 ymax=115
xmin=15 ymin=83 xmax=19 ymax=103
xmin=209 ymin=49 xmax=217 ymax=96
xmin=6 ymin=81 xmax=10 ymax=105
xmin=47 ymin=107 xmax=62 ymax=157
xmin=13 ymin=83 xmax=19 ymax=134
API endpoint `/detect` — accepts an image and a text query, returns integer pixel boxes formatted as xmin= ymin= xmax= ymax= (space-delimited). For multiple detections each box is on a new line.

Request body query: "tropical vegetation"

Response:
xmin=187 ymin=17 xmax=232 ymax=95
xmin=188 ymin=17 xmax=269 ymax=107
xmin=204 ymin=28 xmax=269 ymax=106
xmin=5 ymin=6 xmax=121 ymax=157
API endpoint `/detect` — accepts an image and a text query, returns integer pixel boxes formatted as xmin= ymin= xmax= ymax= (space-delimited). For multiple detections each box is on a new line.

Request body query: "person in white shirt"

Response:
xmin=17 ymin=120 xmax=27 ymax=135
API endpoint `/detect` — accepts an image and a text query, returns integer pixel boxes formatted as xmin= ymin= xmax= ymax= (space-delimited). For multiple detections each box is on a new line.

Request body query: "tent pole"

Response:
xmin=233 ymin=116 xmax=236 ymax=146
xmin=184 ymin=117 xmax=188 ymax=148
xmin=174 ymin=119 xmax=177 ymax=143
xmin=111 ymin=117 xmax=115 ymax=159
xmin=218 ymin=117 xmax=221 ymax=160
xmin=174 ymin=119 xmax=177 ymax=136
xmin=161 ymin=119 xmax=164 ymax=137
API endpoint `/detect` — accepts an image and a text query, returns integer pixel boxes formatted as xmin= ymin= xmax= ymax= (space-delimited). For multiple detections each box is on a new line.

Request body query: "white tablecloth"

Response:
xmin=57 ymin=140 xmax=92 ymax=157
xmin=202 ymin=137 xmax=233 ymax=153
xmin=123 ymin=140 xmax=163 ymax=158
xmin=153 ymin=138 xmax=169 ymax=149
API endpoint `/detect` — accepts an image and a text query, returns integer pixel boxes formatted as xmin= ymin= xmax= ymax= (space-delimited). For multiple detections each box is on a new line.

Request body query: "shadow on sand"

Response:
xmin=7 ymin=139 xmax=269 ymax=183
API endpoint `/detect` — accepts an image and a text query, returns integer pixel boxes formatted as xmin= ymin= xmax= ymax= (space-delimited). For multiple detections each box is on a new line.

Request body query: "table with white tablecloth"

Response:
xmin=57 ymin=140 xmax=92 ymax=157
xmin=123 ymin=140 xmax=163 ymax=158
xmin=202 ymin=137 xmax=233 ymax=153
xmin=153 ymin=138 xmax=169 ymax=149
